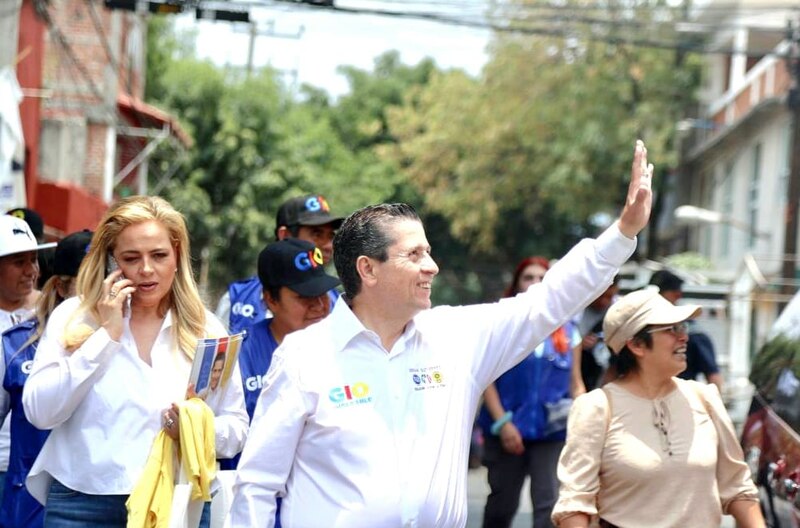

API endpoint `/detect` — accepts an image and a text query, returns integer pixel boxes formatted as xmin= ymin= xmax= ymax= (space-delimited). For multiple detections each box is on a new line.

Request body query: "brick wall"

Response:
xmin=37 ymin=0 xmax=145 ymax=198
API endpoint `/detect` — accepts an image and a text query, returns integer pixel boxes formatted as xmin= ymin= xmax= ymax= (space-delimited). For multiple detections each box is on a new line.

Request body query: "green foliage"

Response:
xmin=383 ymin=0 xmax=702 ymax=261
xmin=142 ymin=10 xmax=703 ymax=306
xmin=749 ymin=336 xmax=800 ymax=400
xmin=663 ymin=251 xmax=714 ymax=271
xmin=144 ymin=37 xmax=429 ymax=297
xmin=144 ymin=17 xmax=196 ymax=101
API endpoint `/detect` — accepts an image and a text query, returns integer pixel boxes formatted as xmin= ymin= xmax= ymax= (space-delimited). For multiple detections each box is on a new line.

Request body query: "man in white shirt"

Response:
xmin=228 ymin=141 xmax=654 ymax=528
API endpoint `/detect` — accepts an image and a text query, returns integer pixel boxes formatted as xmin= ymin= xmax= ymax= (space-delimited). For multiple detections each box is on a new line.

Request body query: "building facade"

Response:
xmin=669 ymin=0 xmax=798 ymax=410
xmin=5 ymin=0 xmax=186 ymax=236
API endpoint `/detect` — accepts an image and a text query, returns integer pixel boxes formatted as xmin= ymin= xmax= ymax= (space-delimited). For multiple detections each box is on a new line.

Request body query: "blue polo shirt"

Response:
xmin=2 ymin=319 xmax=48 ymax=528
xmin=477 ymin=322 xmax=580 ymax=441
xmin=238 ymin=319 xmax=281 ymax=421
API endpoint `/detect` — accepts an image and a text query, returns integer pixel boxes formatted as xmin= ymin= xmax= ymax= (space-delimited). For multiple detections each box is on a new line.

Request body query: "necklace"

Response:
xmin=652 ymin=399 xmax=673 ymax=457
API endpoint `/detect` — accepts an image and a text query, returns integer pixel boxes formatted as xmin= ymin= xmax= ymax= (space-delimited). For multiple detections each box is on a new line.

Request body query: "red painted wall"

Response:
xmin=16 ymin=0 xmax=45 ymax=207
xmin=37 ymin=181 xmax=107 ymax=233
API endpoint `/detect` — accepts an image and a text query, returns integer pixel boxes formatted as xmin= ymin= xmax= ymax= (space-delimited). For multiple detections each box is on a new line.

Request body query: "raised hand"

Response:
xmin=97 ymin=269 xmax=136 ymax=341
xmin=618 ymin=140 xmax=654 ymax=239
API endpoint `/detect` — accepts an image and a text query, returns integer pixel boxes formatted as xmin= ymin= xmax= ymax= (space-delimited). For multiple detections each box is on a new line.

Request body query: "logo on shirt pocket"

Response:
xmin=409 ymin=367 xmax=446 ymax=391
xmin=328 ymin=382 xmax=372 ymax=408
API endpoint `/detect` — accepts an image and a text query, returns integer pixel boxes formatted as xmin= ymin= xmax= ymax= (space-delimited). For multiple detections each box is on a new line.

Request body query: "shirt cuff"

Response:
xmin=595 ymin=221 xmax=637 ymax=267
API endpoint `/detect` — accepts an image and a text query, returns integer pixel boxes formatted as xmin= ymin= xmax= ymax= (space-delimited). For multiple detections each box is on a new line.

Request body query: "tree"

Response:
xmin=383 ymin=0 xmax=701 ymax=265
xmin=144 ymin=46 xmax=422 ymax=297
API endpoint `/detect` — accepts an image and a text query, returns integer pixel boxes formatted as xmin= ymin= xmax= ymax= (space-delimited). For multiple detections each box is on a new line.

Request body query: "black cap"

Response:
xmin=6 ymin=207 xmax=44 ymax=240
xmin=258 ymin=239 xmax=341 ymax=297
xmin=649 ymin=269 xmax=684 ymax=292
xmin=53 ymin=230 xmax=93 ymax=277
xmin=275 ymin=194 xmax=344 ymax=230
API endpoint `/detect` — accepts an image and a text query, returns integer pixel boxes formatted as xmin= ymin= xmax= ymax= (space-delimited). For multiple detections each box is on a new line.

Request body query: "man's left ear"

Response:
xmin=356 ymin=255 xmax=377 ymax=287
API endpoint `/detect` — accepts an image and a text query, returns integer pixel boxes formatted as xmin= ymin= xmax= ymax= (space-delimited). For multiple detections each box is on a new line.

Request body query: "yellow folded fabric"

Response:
xmin=126 ymin=398 xmax=216 ymax=528
xmin=179 ymin=398 xmax=216 ymax=502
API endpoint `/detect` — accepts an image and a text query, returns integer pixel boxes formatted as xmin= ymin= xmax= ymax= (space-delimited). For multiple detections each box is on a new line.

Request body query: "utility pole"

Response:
xmin=781 ymin=18 xmax=800 ymax=299
xmin=240 ymin=20 xmax=304 ymax=78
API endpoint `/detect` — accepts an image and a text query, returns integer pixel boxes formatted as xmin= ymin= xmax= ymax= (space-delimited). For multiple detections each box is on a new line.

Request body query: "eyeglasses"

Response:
xmin=646 ymin=322 xmax=689 ymax=336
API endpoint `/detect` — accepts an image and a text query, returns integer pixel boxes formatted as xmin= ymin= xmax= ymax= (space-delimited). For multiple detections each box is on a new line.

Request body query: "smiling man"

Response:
xmin=229 ymin=142 xmax=655 ymax=528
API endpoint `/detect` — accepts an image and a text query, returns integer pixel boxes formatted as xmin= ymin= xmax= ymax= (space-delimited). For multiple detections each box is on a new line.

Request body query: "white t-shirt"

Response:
xmin=228 ymin=223 xmax=635 ymax=528
xmin=22 ymin=297 xmax=249 ymax=502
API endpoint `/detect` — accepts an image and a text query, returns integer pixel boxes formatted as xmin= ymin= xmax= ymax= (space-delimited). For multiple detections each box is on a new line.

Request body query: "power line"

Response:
xmin=258 ymin=1 xmax=797 ymax=58
xmin=233 ymin=0 xmax=800 ymax=42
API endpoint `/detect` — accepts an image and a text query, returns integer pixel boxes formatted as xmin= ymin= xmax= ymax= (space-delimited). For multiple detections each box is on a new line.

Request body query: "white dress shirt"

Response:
xmin=228 ymin=223 xmax=636 ymax=528
xmin=22 ymin=296 xmax=249 ymax=504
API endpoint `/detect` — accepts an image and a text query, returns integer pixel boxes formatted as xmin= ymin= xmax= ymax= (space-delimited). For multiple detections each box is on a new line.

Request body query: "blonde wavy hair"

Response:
xmin=16 ymin=275 xmax=75 ymax=353
xmin=62 ymin=196 xmax=206 ymax=359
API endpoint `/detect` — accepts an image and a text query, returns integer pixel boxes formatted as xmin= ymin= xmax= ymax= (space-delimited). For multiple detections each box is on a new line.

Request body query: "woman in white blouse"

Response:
xmin=22 ymin=196 xmax=248 ymax=527
xmin=552 ymin=288 xmax=764 ymax=528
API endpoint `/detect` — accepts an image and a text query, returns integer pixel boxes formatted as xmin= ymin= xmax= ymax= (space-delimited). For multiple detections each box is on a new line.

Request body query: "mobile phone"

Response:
xmin=106 ymin=253 xmax=130 ymax=316
xmin=106 ymin=253 xmax=120 ymax=277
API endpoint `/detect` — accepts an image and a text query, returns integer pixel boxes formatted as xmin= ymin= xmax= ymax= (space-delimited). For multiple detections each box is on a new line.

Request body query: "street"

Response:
xmin=466 ymin=466 xmax=533 ymax=528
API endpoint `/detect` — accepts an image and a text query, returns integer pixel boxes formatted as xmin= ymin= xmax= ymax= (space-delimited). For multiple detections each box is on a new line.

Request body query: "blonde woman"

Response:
xmin=22 ymin=196 xmax=248 ymax=527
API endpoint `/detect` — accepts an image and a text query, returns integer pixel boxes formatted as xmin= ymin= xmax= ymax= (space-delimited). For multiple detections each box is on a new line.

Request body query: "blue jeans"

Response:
xmin=44 ymin=480 xmax=211 ymax=527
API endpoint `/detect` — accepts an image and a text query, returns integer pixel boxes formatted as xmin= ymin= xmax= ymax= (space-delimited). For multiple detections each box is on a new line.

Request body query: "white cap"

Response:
xmin=603 ymin=288 xmax=701 ymax=354
xmin=0 ymin=215 xmax=56 ymax=258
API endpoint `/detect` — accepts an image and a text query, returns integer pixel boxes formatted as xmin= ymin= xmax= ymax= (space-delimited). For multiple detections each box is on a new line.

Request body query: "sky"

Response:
xmin=175 ymin=0 xmax=492 ymax=96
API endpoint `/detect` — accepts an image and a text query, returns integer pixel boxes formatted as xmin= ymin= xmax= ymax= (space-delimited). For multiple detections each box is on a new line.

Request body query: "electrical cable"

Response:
xmin=250 ymin=0 xmax=797 ymax=58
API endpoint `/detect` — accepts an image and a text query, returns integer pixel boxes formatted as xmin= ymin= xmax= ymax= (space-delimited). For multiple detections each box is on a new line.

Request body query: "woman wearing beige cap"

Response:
xmin=551 ymin=288 xmax=764 ymax=528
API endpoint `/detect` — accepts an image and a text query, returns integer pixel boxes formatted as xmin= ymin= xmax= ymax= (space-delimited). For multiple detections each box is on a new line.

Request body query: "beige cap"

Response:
xmin=603 ymin=288 xmax=701 ymax=354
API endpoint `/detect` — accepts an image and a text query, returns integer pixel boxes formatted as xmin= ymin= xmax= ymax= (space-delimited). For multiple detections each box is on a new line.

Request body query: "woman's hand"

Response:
xmin=97 ymin=270 xmax=135 ymax=341
xmin=162 ymin=403 xmax=180 ymax=441
xmin=500 ymin=421 xmax=524 ymax=455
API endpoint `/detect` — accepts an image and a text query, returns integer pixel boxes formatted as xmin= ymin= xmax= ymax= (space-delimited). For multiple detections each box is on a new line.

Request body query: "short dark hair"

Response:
xmin=333 ymin=203 xmax=420 ymax=300
xmin=263 ymin=283 xmax=282 ymax=303
xmin=649 ymin=269 xmax=683 ymax=292
xmin=615 ymin=327 xmax=653 ymax=377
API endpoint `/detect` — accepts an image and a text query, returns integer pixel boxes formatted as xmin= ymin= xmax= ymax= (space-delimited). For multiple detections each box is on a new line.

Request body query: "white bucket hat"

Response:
xmin=0 ymin=214 xmax=56 ymax=258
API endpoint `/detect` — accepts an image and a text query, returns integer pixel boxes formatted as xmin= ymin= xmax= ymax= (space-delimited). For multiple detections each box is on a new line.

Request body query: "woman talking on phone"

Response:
xmin=22 ymin=196 xmax=248 ymax=527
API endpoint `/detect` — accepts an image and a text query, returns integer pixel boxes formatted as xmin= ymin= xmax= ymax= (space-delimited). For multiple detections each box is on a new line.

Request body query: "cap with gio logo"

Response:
xmin=257 ymin=238 xmax=341 ymax=297
xmin=275 ymin=194 xmax=344 ymax=229
xmin=0 ymin=215 xmax=56 ymax=259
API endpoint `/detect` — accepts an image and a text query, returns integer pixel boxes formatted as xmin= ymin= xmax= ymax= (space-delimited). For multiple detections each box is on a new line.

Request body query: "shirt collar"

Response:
xmin=330 ymin=299 xmax=368 ymax=353
xmin=330 ymin=299 xmax=421 ymax=354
